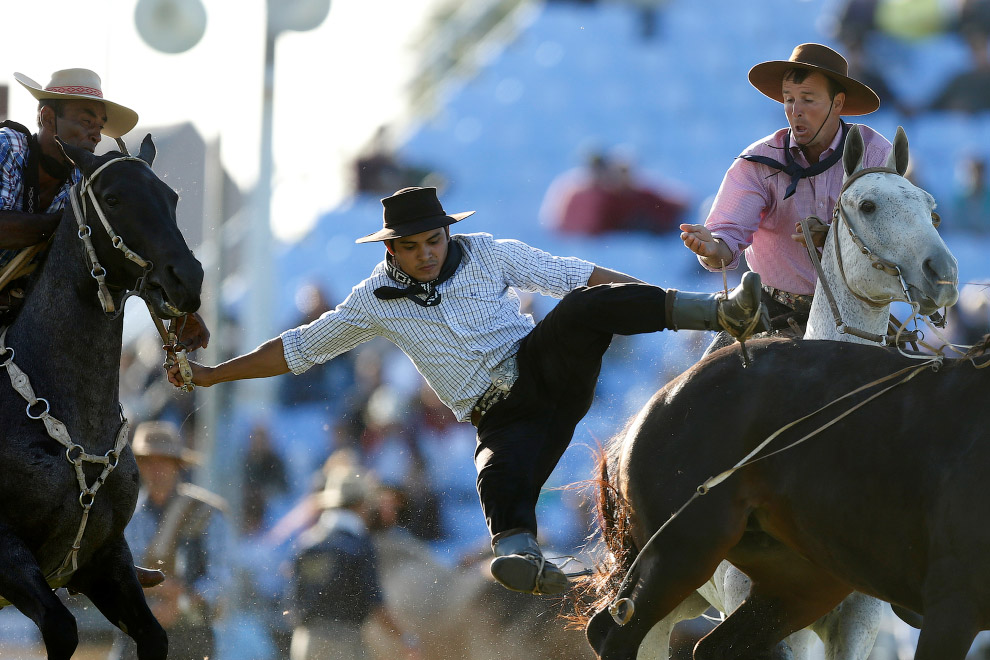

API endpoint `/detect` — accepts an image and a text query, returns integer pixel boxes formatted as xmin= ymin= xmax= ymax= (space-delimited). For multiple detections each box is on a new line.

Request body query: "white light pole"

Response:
xmin=241 ymin=0 xmax=331 ymax=410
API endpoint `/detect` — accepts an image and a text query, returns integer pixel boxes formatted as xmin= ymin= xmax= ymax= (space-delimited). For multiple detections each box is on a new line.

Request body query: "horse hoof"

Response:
xmin=609 ymin=597 xmax=635 ymax=625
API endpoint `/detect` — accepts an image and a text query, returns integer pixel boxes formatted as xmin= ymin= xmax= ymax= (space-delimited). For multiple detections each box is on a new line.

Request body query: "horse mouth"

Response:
xmin=908 ymin=284 xmax=958 ymax=316
xmin=143 ymin=286 xmax=187 ymax=318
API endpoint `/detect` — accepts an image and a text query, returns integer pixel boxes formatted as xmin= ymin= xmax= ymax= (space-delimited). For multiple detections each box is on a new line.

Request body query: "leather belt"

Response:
xmin=762 ymin=284 xmax=813 ymax=314
xmin=470 ymin=355 xmax=519 ymax=427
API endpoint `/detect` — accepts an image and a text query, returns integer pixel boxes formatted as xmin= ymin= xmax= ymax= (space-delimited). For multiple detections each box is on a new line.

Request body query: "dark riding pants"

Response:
xmin=474 ymin=283 xmax=668 ymax=538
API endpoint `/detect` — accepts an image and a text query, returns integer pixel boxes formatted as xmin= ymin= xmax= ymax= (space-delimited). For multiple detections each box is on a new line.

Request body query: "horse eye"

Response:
xmin=859 ymin=200 xmax=876 ymax=213
xmin=931 ymin=211 xmax=941 ymax=228
xmin=104 ymin=195 xmax=119 ymax=207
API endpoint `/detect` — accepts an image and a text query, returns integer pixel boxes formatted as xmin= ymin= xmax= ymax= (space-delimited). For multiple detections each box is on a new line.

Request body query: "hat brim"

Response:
xmin=748 ymin=61 xmax=880 ymax=116
xmin=133 ymin=446 xmax=204 ymax=466
xmin=355 ymin=210 xmax=475 ymax=244
xmin=14 ymin=72 xmax=139 ymax=139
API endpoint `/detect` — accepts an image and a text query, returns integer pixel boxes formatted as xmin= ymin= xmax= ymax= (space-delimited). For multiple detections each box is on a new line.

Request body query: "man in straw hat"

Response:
xmin=0 ymin=68 xmax=209 ymax=349
xmin=289 ymin=459 xmax=421 ymax=659
xmin=680 ymin=43 xmax=894 ymax=350
xmin=109 ymin=420 xmax=230 ymax=660
xmin=166 ymin=185 xmax=767 ymax=595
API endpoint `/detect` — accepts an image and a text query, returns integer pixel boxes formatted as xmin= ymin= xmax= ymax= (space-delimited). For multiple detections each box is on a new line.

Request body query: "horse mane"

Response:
xmin=565 ymin=417 xmax=641 ymax=629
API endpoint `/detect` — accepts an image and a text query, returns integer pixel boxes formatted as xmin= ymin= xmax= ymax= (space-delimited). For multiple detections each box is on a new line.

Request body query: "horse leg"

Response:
xmin=912 ymin=599 xmax=979 ymax=660
xmin=0 ymin=526 xmax=78 ymax=660
xmin=67 ymin=536 xmax=167 ymax=660
xmin=696 ymin=549 xmax=853 ymax=660
xmin=636 ymin=590 xmax=712 ymax=659
xmin=720 ymin=563 xmax=817 ymax=660
xmin=808 ymin=591 xmax=883 ymax=660
xmin=694 ymin=593 xmax=798 ymax=660
xmin=588 ymin=492 xmax=749 ymax=660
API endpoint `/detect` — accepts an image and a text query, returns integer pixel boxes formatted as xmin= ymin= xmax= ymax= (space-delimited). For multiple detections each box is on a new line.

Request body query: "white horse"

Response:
xmin=635 ymin=124 xmax=959 ymax=660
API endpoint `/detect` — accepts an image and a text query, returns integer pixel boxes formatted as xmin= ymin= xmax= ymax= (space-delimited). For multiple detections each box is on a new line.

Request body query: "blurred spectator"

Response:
xmin=947 ymin=282 xmax=990 ymax=345
xmin=278 ymin=281 xmax=357 ymax=411
xmin=109 ymin=421 xmax=231 ymax=660
xmin=927 ymin=15 xmax=990 ymax=112
xmin=825 ymin=0 xmax=881 ymax=52
xmin=353 ymin=125 xmax=442 ymax=196
xmin=244 ymin=421 xmax=290 ymax=516
xmin=287 ymin=461 xmax=420 ymax=660
xmin=874 ymin=0 xmax=953 ymax=42
xmin=844 ymin=36 xmax=914 ymax=116
xmin=541 ymin=151 xmax=688 ymax=236
xmin=949 ymin=155 xmax=990 ymax=233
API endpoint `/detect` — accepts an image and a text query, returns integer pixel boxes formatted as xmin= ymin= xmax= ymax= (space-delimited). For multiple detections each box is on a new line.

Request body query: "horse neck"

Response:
xmin=804 ymin=232 xmax=890 ymax=344
xmin=5 ymin=206 xmax=124 ymax=428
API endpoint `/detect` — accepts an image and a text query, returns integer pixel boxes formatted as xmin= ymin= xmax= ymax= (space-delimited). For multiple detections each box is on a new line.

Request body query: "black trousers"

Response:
xmin=474 ymin=283 xmax=668 ymax=538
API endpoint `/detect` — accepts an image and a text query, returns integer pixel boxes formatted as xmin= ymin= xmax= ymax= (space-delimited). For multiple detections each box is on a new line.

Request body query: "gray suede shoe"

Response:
xmin=490 ymin=529 xmax=569 ymax=595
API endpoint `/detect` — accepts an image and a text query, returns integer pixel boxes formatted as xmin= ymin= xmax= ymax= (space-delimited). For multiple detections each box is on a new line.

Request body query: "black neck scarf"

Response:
xmin=374 ymin=238 xmax=463 ymax=307
xmin=739 ymin=120 xmax=850 ymax=200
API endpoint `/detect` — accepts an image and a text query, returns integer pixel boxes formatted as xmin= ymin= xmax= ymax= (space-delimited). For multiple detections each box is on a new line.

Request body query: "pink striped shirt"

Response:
xmin=702 ymin=124 xmax=892 ymax=295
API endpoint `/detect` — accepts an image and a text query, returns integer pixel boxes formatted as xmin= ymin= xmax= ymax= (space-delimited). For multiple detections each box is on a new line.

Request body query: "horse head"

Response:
xmin=58 ymin=135 xmax=203 ymax=318
xmin=836 ymin=124 xmax=958 ymax=316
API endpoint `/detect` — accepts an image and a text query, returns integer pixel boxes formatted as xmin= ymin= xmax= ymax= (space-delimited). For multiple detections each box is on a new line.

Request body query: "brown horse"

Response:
xmin=585 ymin=336 xmax=990 ymax=660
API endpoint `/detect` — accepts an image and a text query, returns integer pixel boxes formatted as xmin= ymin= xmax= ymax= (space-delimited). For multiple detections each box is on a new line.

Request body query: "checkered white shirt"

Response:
xmin=281 ymin=232 xmax=596 ymax=422
xmin=0 ymin=126 xmax=81 ymax=268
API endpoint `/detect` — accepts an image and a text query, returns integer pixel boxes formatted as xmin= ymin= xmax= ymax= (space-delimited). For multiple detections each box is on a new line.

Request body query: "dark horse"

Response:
xmin=586 ymin=337 xmax=990 ymax=659
xmin=0 ymin=136 xmax=202 ymax=659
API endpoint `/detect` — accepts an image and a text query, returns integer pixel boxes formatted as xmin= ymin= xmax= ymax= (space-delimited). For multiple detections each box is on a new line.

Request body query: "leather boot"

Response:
xmin=490 ymin=529 xmax=569 ymax=595
xmin=665 ymin=270 xmax=769 ymax=341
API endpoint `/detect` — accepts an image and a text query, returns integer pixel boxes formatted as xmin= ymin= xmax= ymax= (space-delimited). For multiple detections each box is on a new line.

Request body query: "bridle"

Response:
xmin=803 ymin=166 xmax=943 ymax=345
xmin=68 ymin=154 xmax=156 ymax=316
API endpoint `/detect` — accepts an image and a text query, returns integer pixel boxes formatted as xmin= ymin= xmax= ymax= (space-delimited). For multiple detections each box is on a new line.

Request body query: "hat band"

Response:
xmin=46 ymin=85 xmax=103 ymax=98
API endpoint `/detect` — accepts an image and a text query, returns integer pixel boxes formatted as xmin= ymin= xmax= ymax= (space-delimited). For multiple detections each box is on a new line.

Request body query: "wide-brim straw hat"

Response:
xmin=14 ymin=69 xmax=139 ymax=138
xmin=356 ymin=186 xmax=474 ymax=244
xmin=748 ymin=43 xmax=880 ymax=116
xmin=132 ymin=421 xmax=202 ymax=465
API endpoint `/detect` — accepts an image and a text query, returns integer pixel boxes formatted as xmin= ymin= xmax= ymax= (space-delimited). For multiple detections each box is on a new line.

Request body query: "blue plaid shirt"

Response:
xmin=0 ymin=127 xmax=81 ymax=269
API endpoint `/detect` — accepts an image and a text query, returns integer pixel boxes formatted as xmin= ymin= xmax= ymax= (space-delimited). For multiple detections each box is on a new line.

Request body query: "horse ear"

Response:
xmin=138 ymin=134 xmax=156 ymax=167
xmin=843 ymin=124 xmax=865 ymax=178
xmin=886 ymin=126 xmax=910 ymax=177
xmin=55 ymin=137 xmax=98 ymax=175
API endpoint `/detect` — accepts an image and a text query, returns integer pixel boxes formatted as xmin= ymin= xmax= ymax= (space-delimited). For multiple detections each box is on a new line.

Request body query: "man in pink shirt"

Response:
xmin=681 ymin=43 xmax=892 ymax=340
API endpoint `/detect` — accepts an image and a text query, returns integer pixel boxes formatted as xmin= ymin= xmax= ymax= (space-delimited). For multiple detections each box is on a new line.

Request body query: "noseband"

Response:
xmin=68 ymin=155 xmax=156 ymax=316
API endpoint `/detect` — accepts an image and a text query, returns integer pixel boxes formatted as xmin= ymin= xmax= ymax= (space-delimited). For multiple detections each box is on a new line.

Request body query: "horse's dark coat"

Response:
xmin=0 ymin=137 xmax=202 ymax=660
xmin=589 ymin=337 xmax=989 ymax=660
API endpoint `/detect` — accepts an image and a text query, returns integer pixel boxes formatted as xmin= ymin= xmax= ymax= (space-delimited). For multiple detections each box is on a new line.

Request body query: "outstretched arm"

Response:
xmin=166 ymin=336 xmax=290 ymax=388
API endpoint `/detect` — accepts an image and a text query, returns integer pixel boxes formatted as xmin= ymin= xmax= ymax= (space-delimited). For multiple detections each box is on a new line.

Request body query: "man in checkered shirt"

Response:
xmin=168 ymin=186 xmax=767 ymax=595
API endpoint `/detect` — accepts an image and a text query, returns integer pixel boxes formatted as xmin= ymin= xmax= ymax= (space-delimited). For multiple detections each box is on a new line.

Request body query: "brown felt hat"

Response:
xmin=748 ymin=43 xmax=880 ymax=116
xmin=132 ymin=421 xmax=202 ymax=465
xmin=356 ymin=186 xmax=474 ymax=244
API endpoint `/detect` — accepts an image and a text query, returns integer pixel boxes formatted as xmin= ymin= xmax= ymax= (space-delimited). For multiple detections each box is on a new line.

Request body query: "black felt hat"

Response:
xmin=355 ymin=187 xmax=475 ymax=244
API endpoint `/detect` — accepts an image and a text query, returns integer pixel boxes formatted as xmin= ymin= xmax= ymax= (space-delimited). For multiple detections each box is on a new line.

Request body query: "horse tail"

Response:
xmin=569 ymin=422 xmax=639 ymax=628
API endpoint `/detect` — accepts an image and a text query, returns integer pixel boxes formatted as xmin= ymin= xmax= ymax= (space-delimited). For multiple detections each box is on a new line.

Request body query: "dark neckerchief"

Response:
xmin=374 ymin=238 xmax=463 ymax=307
xmin=739 ymin=120 xmax=850 ymax=200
